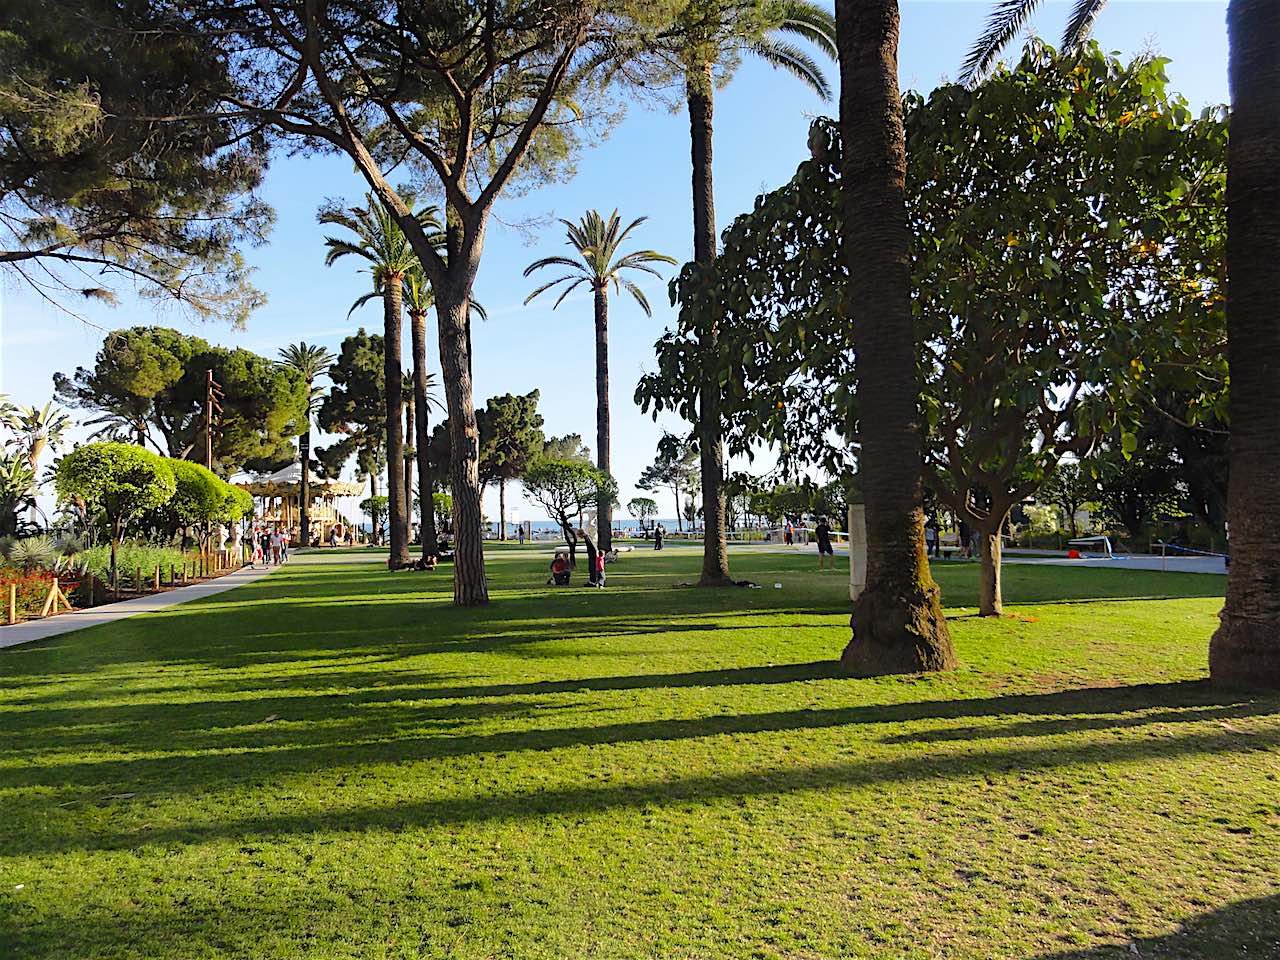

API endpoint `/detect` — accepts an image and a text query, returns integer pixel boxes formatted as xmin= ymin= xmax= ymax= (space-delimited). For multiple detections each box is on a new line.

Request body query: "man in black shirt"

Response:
xmin=815 ymin=517 xmax=835 ymax=571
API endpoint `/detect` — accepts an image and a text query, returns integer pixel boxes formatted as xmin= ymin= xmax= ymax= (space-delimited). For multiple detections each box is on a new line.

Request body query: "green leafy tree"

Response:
xmin=11 ymin=402 xmax=71 ymax=474
xmin=55 ymin=442 xmax=176 ymax=584
xmin=55 ymin=328 xmax=307 ymax=474
xmin=542 ymin=434 xmax=591 ymax=462
xmin=278 ymin=342 xmax=336 ymax=545
xmin=627 ymin=497 xmax=658 ymax=535
xmin=317 ymin=330 xmax=387 ymax=538
xmin=1091 ymin=440 xmax=1185 ymax=543
xmin=157 ymin=0 xmax=679 ymax=605
xmin=625 ymin=0 xmax=837 ymax=585
xmin=477 ymin=392 xmax=545 ymax=540
xmin=360 ymin=496 xmax=389 ymax=545
xmin=0 ymin=0 xmax=269 ymax=320
xmin=524 ymin=210 xmax=674 ymax=550
xmin=523 ymin=458 xmax=618 ymax=565
xmin=637 ymin=434 xmax=699 ymax=531
xmin=1039 ymin=463 xmax=1094 ymax=538
xmin=0 ymin=456 xmax=38 ymax=537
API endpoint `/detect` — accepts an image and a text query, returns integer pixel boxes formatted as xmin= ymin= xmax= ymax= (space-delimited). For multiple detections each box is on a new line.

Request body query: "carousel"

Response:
xmin=238 ymin=464 xmax=366 ymax=545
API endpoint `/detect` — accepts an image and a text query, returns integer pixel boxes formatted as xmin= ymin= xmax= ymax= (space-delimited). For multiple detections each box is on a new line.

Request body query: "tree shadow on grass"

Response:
xmin=1032 ymin=894 xmax=1280 ymax=959
xmin=5 ymin=680 xmax=1277 ymax=855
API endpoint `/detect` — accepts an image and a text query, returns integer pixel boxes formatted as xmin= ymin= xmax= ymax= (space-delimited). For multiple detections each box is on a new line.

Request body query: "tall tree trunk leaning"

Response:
xmin=687 ymin=63 xmax=732 ymax=586
xmin=298 ymin=418 xmax=312 ymax=546
xmin=976 ymin=517 xmax=1007 ymax=618
xmin=383 ymin=273 xmax=411 ymax=568
xmin=436 ymin=282 xmax=489 ymax=605
xmin=404 ymin=395 xmax=414 ymax=541
xmin=1211 ymin=0 xmax=1280 ymax=688
xmin=594 ymin=286 xmax=613 ymax=551
xmin=409 ymin=307 xmax=438 ymax=554
xmin=835 ymin=0 xmax=957 ymax=675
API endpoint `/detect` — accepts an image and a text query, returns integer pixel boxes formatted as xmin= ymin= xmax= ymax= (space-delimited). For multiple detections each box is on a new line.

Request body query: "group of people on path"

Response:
xmin=248 ymin=526 xmax=289 ymax=568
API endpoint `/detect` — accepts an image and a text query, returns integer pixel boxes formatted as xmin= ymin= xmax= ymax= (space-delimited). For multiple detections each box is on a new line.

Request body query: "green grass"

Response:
xmin=1 ymin=545 xmax=1277 ymax=959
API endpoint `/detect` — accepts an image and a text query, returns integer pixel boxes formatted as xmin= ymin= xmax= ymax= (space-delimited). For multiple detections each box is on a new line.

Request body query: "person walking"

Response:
xmin=518 ymin=525 xmax=526 ymax=546
xmin=279 ymin=527 xmax=290 ymax=562
xmin=815 ymin=516 xmax=835 ymax=571
xmin=654 ymin=523 xmax=664 ymax=551
xmin=925 ymin=520 xmax=939 ymax=559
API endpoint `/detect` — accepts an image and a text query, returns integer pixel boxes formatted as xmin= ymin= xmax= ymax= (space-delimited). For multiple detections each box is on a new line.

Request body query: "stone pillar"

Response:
xmin=848 ymin=503 xmax=868 ymax=601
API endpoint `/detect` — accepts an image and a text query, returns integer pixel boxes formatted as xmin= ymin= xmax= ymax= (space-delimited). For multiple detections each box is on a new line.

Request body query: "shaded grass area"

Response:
xmin=1 ymin=545 xmax=1276 ymax=959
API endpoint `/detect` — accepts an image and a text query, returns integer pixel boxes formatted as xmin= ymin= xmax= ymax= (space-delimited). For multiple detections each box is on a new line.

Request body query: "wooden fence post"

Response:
xmin=7 ymin=583 xmax=15 ymax=625
xmin=154 ymin=567 xmax=160 ymax=591
xmin=135 ymin=567 xmax=142 ymax=593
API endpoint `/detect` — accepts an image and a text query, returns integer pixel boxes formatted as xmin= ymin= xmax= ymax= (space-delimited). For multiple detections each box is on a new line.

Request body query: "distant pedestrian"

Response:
xmin=654 ymin=523 xmax=664 ymax=551
xmin=518 ymin=525 xmax=526 ymax=545
xmin=957 ymin=519 xmax=972 ymax=559
xmin=925 ymin=521 xmax=939 ymax=558
xmin=784 ymin=521 xmax=794 ymax=546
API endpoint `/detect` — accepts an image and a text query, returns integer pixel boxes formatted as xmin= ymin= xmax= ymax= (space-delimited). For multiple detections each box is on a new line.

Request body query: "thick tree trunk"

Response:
xmin=687 ymin=64 xmax=732 ymax=586
xmin=410 ymin=308 xmax=438 ymax=554
xmin=835 ymin=0 xmax=956 ymax=675
xmin=299 ymin=424 xmax=312 ymax=545
xmin=594 ymin=287 xmax=613 ymax=552
xmin=383 ymin=275 xmax=410 ymax=568
xmin=1211 ymin=0 xmax=1280 ymax=688
xmin=368 ymin=470 xmax=380 ymax=544
xmin=436 ymin=285 xmax=489 ymax=605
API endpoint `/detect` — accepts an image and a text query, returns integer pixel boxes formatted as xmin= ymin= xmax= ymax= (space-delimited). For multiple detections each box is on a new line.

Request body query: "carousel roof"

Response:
xmin=238 ymin=464 xmax=366 ymax=497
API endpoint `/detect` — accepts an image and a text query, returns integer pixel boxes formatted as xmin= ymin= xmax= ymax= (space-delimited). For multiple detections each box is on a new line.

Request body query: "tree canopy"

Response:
xmin=55 ymin=328 xmax=309 ymax=474
xmin=0 ymin=0 xmax=271 ymax=320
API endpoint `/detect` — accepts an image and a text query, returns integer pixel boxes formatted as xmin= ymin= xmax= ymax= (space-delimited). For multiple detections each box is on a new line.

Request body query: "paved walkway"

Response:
xmin=0 ymin=561 xmax=284 ymax=650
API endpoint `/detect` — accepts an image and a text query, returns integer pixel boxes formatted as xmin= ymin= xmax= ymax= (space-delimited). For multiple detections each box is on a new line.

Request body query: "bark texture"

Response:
xmin=403 ymin=395 xmax=414 ymax=536
xmin=594 ymin=287 xmax=613 ymax=551
xmin=835 ymin=0 xmax=957 ymax=675
xmin=1211 ymin=0 xmax=1280 ymax=688
xmin=687 ymin=63 xmax=731 ymax=586
xmin=437 ymin=287 xmax=489 ymax=605
xmin=383 ymin=274 xmax=411 ymax=568
xmin=298 ymin=423 xmax=312 ymax=545
xmin=410 ymin=308 xmax=438 ymax=553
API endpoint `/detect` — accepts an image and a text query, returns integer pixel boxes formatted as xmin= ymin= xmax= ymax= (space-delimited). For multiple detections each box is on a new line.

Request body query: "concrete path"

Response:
xmin=0 ymin=561 xmax=284 ymax=651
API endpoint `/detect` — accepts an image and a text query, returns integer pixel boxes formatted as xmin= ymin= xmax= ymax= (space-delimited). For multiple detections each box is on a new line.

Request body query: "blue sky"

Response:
xmin=0 ymin=1 xmax=1229 ymax=521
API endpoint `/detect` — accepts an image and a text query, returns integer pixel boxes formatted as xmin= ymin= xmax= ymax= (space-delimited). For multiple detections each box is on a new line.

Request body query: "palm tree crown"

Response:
xmin=320 ymin=195 xmax=441 ymax=314
xmin=962 ymin=0 xmax=1106 ymax=83
xmin=523 ymin=210 xmax=676 ymax=315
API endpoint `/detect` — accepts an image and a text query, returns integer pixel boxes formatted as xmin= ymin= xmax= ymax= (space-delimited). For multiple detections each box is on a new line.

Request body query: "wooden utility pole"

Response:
xmin=205 ymin=369 xmax=224 ymax=471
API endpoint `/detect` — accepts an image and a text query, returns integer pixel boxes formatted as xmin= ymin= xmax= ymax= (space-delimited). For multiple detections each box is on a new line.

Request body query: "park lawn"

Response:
xmin=0 ymin=546 xmax=1276 ymax=960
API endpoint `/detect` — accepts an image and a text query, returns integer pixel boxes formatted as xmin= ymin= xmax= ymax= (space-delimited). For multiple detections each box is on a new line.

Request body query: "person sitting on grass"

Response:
xmin=547 ymin=550 xmax=571 ymax=586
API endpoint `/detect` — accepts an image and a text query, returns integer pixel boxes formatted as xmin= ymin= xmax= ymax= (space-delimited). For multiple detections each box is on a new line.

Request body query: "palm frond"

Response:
xmin=1062 ymin=0 xmax=1108 ymax=49
xmin=748 ymin=39 xmax=832 ymax=101
xmin=621 ymin=279 xmax=654 ymax=317
xmin=772 ymin=0 xmax=839 ymax=61
xmin=523 ymin=256 xmax=587 ymax=278
xmin=961 ymin=0 xmax=1044 ymax=85
xmin=346 ymin=290 xmax=381 ymax=318
xmin=552 ymin=277 xmax=590 ymax=310
xmin=524 ymin=275 xmax=583 ymax=306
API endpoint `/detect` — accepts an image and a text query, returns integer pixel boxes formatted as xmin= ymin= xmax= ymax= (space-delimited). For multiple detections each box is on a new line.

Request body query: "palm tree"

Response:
xmin=672 ymin=0 xmax=837 ymax=586
xmin=403 ymin=262 xmax=481 ymax=555
xmin=279 ymin=342 xmax=336 ymax=546
xmin=320 ymin=194 xmax=425 ymax=569
xmin=834 ymin=0 xmax=957 ymax=675
xmin=1211 ymin=1 xmax=1280 ymax=688
xmin=524 ymin=210 xmax=676 ymax=551
xmin=14 ymin=402 xmax=70 ymax=473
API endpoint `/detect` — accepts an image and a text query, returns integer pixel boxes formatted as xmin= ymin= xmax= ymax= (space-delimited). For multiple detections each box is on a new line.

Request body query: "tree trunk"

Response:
xmin=410 ymin=308 xmax=438 ymax=554
xmin=1211 ymin=0 xmax=1280 ymax=688
xmin=435 ymin=285 xmax=489 ymax=605
xmin=835 ymin=0 xmax=956 ymax=675
xmin=673 ymin=483 xmax=682 ymax=531
xmin=594 ymin=286 xmax=613 ymax=551
xmin=299 ymin=421 xmax=312 ymax=545
xmin=383 ymin=274 xmax=410 ymax=568
xmin=499 ymin=477 xmax=507 ymax=541
xmin=404 ymin=395 xmax=414 ymax=543
xmin=978 ymin=519 xmax=1006 ymax=617
xmin=368 ymin=462 xmax=380 ymax=544
xmin=687 ymin=63 xmax=732 ymax=586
